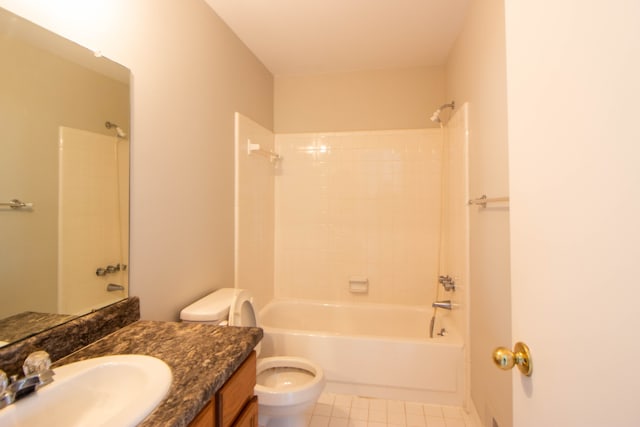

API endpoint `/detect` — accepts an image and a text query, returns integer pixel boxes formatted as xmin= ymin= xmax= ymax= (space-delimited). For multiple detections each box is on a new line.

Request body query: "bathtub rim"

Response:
xmin=259 ymin=298 xmax=463 ymax=346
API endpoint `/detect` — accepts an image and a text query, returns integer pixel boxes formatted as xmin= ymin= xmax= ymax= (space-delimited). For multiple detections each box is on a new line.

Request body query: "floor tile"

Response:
xmin=350 ymin=407 xmax=369 ymax=421
xmin=314 ymin=403 xmax=334 ymax=417
xmin=334 ymin=394 xmax=354 ymax=407
xmin=423 ymin=405 xmax=444 ymax=418
xmin=332 ymin=405 xmax=350 ymax=419
xmin=352 ymin=397 xmax=371 ymax=409
xmin=387 ymin=410 xmax=406 ymax=425
xmin=329 ymin=418 xmax=349 ymax=427
xmin=310 ymin=415 xmax=331 ymax=427
xmin=442 ymin=407 xmax=463 ymax=419
xmin=406 ymin=412 xmax=427 ymax=427
xmin=405 ymin=402 xmax=425 ymax=415
xmin=444 ymin=418 xmax=466 ymax=427
xmin=304 ymin=393 xmax=473 ymax=427
xmin=318 ymin=393 xmax=336 ymax=405
xmin=425 ymin=416 xmax=446 ymax=427
xmin=368 ymin=399 xmax=387 ymax=412
xmin=369 ymin=409 xmax=387 ymax=423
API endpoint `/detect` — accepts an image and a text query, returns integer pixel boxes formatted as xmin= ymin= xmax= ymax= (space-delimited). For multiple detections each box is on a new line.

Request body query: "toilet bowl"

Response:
xmin=180 ymin=288 xmax=325 ymax=427
xmin=256 ymin=356 xmax=325 ymax=427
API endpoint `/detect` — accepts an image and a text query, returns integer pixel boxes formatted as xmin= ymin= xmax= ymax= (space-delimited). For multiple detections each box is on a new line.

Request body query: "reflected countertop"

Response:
xmin=0 ymin=312 xmax=76 ymax=344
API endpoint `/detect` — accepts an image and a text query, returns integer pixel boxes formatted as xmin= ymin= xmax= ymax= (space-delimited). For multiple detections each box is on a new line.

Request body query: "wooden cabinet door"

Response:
xmin=188 ymin=351 xmax=257 ymax=427
xmin=233 ymin=396 xmax=258 ymax=427
xmin=189 ymin=400 xmax=215 ymax=427
xmin=218 ymin=352 xmax=256 ymax=427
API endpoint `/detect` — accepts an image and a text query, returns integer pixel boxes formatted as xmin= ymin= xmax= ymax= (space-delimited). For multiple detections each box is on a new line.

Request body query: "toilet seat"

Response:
xmin=228 ymin=289 xmax=259 ymax=328
xmin=255 ymin=357 xmax=325 ymax=407
xmin=227 ymin=289 xmax=261 ymax=355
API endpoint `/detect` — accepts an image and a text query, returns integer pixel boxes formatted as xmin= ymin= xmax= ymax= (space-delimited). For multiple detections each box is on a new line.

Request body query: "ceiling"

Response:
xmin=203 ymin=0 xmax=470 ymax=76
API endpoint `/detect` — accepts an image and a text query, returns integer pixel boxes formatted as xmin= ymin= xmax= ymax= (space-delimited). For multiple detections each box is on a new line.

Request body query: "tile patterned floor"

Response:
xmin=306 ymin=392 xmax=475 ymax=427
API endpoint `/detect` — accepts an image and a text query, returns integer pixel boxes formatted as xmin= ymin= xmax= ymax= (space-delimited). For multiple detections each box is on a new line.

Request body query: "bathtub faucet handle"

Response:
xmin=438 ymin=275 xmax=456 ymax=292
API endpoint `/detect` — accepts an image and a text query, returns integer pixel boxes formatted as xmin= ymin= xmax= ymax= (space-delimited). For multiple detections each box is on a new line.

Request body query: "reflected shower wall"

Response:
xmin=58 ymin=127 xmax=129 ymax=314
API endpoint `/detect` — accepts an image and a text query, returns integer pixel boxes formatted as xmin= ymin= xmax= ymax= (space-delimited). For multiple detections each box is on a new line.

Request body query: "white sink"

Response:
xmin=0 ymin=354 xmax=172 ymax=427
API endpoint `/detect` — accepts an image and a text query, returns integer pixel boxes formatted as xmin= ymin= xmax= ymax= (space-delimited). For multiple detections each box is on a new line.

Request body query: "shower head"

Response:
xmin=105 ymin=121 xmax=127 ymax=138
xmin=430 ymin=101 xmax=456 ymax=124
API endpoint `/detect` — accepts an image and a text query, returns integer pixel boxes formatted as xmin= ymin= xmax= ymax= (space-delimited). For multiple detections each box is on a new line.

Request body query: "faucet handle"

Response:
xmin=0 ymin=370 xmax=11 ymax=409
xmin=105 ymin=264 xmax=120 ymax=273
xmin=22 ymin=351 xmax=51 ymax=376
xmin=0 ymin=370 xmax=7 ymax=394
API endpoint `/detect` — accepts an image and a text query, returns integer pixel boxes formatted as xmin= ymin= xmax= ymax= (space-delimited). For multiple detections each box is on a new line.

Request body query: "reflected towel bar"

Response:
xmin=468 ymin=195 xmax=509 ymax=208
xmin=1 ymin=199 xmax=33 ymax=209
xmin=247 ymin=140 xmax=281 ymax=162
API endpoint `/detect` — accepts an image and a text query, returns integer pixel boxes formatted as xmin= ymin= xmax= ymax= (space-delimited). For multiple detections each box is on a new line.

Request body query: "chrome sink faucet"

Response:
xmin=0 ymin=351 xmax=55 ymax=409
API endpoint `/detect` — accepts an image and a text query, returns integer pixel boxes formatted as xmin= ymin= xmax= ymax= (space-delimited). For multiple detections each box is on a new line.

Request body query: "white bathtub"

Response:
xmin=258 ymin=299 xmax=465 ymax=405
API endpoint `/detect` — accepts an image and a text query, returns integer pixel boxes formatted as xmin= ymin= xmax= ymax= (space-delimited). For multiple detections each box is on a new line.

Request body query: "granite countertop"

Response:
xmin=54 ymin=320 xmax=263 ymax=427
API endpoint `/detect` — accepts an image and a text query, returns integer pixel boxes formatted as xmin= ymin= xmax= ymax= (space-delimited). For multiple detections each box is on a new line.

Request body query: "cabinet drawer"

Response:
xmin=217 ymin=351 xmax=256 ymax=427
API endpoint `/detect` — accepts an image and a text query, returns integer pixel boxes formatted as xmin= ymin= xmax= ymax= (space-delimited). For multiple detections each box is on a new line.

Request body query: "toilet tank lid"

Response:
xmin=179 ymin=288 xmax=236 ymax=322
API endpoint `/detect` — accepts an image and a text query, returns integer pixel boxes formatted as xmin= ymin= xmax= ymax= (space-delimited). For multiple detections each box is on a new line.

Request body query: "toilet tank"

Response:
xmin=180 ymin=288 xmax=237 ymax=323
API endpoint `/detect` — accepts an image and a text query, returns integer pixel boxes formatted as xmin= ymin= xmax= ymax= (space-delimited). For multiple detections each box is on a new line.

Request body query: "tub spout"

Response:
xmin=432 ymin=300 xmax=453 ymax=310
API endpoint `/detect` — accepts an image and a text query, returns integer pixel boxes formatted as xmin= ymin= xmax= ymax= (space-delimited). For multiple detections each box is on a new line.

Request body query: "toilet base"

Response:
xmin=259 ymin=412 xmax=308 ymax=427
xmin=258 ymin=398 xmax=317 ymax=427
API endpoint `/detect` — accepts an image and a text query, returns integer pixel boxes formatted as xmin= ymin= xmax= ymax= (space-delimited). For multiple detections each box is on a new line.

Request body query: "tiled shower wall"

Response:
xmin=274 ymin=129 xmax=443 ymax=305
xmin=235 ymin=113 xmax=275 ymax=310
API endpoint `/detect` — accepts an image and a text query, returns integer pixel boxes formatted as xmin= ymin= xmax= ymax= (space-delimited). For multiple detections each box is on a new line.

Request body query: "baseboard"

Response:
xmin=466 ymin=398 xmax=483 ymax=427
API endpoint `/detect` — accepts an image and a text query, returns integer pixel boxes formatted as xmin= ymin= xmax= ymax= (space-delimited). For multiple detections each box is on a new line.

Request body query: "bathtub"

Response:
xmin=258 ymin=299 xmax=465 ymax=405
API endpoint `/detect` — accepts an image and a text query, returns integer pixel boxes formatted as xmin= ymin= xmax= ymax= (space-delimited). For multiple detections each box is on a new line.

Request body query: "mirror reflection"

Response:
xmin=0 ymin=7 xmax=130 ymax=346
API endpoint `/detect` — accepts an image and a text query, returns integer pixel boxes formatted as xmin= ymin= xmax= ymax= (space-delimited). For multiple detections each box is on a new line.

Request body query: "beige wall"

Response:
xmin=444 ymin=0 xmax=511 ymax=426
xmin=0 ymin=0 xmax=274 ymax=320
xmin=275 ymin=67 xmax=445 ymax=133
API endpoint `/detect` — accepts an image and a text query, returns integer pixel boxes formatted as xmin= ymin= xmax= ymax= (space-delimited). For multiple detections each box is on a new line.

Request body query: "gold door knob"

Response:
xmin=492 ymin=341 xmax=533 ymax=376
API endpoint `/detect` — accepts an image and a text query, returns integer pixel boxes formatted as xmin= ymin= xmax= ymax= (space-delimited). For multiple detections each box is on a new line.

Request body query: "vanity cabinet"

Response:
xmin=189 ymin=351 xmax=257 ymax=427
xmin=230 ymin=396 xmax=258 ymax=427
xmin=189 ymin=401 xmax=215 ymax=427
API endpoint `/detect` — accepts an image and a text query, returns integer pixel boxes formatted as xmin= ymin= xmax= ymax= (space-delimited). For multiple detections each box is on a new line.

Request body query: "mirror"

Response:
xmin=0 ymin=7 xmax=130 ymax=346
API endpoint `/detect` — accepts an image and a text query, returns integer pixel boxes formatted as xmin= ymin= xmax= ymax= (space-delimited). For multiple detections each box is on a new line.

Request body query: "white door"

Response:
xmin=505 ymin=1 xmax=640 ymax=426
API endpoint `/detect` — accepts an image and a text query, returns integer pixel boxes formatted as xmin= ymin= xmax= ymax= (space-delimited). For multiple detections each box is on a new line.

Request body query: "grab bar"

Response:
xmin=468 ymin=195 xmax=509 ymax=208
xmin=1 ymin=199 xmax=33 ymax=209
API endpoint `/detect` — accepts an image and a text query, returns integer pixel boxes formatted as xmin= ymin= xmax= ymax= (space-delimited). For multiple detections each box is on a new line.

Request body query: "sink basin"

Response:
xmin=0 ymin=354 xmax=172 ymax=427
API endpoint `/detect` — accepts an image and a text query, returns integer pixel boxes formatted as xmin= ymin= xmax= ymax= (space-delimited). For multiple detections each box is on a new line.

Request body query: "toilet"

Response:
xmin=180 ymin=288 xmax=325 ymax=427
